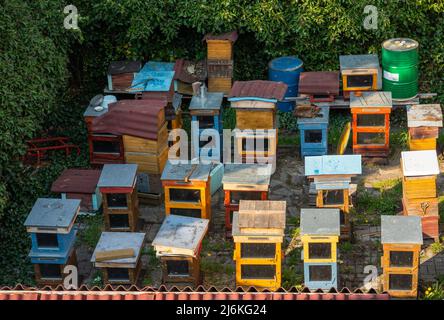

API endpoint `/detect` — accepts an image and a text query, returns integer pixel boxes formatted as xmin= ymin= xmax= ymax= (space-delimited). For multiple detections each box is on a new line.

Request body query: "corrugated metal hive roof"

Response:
xmin=51 ymin=169 xmax=101 ymax=194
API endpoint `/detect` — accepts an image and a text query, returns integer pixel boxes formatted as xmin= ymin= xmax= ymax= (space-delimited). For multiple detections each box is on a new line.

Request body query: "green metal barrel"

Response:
xmin=382 ymin=38 xmax=419 ymax=100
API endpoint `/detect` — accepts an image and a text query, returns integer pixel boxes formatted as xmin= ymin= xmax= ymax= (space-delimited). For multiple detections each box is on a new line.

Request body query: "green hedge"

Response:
xmin=1 ymin=0 xmax=443 ymax=286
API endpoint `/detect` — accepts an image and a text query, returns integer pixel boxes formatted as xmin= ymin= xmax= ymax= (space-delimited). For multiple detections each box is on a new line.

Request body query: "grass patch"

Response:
xmin=354 ymin=179 xmax=402 ymax=223
xmin=287 ymin=216 xmax=300 ymax=226
xmin=339 ymin=241 xmax=353 ymax=253
xmin=201 ymin=258 xmax=235 ymax=275
xmin=278 ymin=133 xmax=299 ymax=146
xmin=77 ymin=214 xmax=103 ymax=249
xmin=390 ymin=129 xmax=408 ymax=150
xmin=201 ymin=238 xmax=233 ymax=255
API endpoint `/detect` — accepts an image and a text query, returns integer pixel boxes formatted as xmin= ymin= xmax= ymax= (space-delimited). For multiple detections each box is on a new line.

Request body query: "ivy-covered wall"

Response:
xmin=1 ymin=0 xmax=443 ymax=286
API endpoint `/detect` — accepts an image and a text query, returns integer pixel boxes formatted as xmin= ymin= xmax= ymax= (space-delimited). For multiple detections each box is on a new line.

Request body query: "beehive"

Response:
xmin=300 ymin=208 xmax=340 ymax=290
xmin=407 ymin=104 xmax=442 ymax=151
xmin=98 ymin=164 xmax=139 ymax=232
xmin=401 ymin=150 xmax=440 ymax=240
xmin=298 ymin=71 xmax=340 ymax=103
xmin=305 ymin=154 xmax=362 ymax=239
xmin=91 ymin=232 xmax=145 ymax=285
xmin=339 ymin=54 xmax=380 ymax=98
xmin=381 ymin=216 xmax=422 ymax=298
xmin=152 ymin=215 xmax=209 ymax=287
xmin=350 ymin=91 xmax=392 ymax=158
xmin=232 ymin=200 xmax=286 ymax=291
xmin=51 ymin=169 xmax=102 ymax=215
xmin=297 ymin=105 xmax=330 ymax=157
xmin=222 ymin=164 xmax=273 ymax=237
xmin=161 ymin=161 xmax=212 ymax=220
xmin=24 ymin=198 xmax=80 ymax=285
xmin=107 ymin=61 xmax=141 ymax=91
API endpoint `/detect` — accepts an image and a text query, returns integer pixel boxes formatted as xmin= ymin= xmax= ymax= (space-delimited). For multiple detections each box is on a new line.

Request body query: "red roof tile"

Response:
xmin=0 ymin=285 xmax=390 ymax=300
xmin=92 ymin=99 xmax=166 ymax=140
xmin=203 ymin=31 xmax=238 ymax=43
xmin=229 ymin=81 xmax=288 ymax=101
xmin=51 ymin=169 xmax=101 ymax=194
xmin=298 ymin=71 xmax=340 ymax=96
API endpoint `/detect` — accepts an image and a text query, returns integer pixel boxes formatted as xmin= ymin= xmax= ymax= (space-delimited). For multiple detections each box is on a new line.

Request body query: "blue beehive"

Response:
xmin=297 ymin=106 xmax=330 ymax=157
xmin=268 ymin=56 xmax=304 ymax=112
xmin=190 ymin=90 xmax=224 ymax=161
xmin=24 ymin=198 xmax=80 ymax=284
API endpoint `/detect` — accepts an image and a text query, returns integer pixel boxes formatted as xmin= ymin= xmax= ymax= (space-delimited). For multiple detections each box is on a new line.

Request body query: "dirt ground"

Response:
xmin=75 ymin=147 xmax=444 ymax=292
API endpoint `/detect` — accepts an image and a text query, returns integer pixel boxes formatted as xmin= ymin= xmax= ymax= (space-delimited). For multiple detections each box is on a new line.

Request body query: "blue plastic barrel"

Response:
xmin=268 ymin=56 xmax=304 ymax=112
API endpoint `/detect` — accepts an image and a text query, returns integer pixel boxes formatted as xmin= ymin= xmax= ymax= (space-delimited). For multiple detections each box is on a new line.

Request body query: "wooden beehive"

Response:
xmin=161 ymin=161 xmax=212 ymax=220
xmin=24 ymin=198 xmax=81 ymax=286
xmin=350 ymin=91 xmax=392 ymax=158
xmin=305 ymin=155 xmax=362 ymax=239
xmin=300 ymin=208 xmax=340 ymax=290
xmin=381 ymin=216 xmax=422 ymax=298
xmin=297 ymin=105 xmax=329 ymax=157
xmin=222 ymin=164 xmax=272 ymax=237
xmin=98 ymin=164 xmax=139 ymax=232
xmin=152 ymin=215 xmax=209 ymax=287
xmin=91 ymin=232 xmax=145 ymax=285
xmin=107 ymin=61 xmax=141 ymax=91
xmin=208 ymin=77 xmax=232 ymax=95
xmin=298 ymin=72 xmax=340 ymax=103
xmin=51 ymin=169 xmax=102 ymax=214
xmin=407 ymin=104 xmax=442 ymax=151
xmin=401 ymin=150 xmax=440 ymax=240
xmin=232 ymin=200 xmax=286 ymax=291
xmin=339 ymin=54 xmax=380 ymax=98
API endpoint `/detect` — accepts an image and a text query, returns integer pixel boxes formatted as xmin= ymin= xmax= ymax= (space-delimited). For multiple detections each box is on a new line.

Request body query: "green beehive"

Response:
xmin=382 ymin=38 xmax=419 ymax=101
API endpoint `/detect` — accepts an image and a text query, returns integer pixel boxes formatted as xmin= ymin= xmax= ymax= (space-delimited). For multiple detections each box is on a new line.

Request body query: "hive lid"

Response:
xmin=203 ymin=31 xmax=238 ymax=43
xmin=222 ymin=163 xmax=272 ymax=187
xmin=382 ymin=38 xmax=419 ymax=51
xmin=91 ymin=232 xmax=145 ymax=264
xmin=51 ymin=169 xmax=101 ymax=194
xmin=130 ymin=70 xmax=175 ymax=92
xmin=268 ymin=56 xmax=303 ymax=71
xmin=339 ymin=54 xmax=379 ymax=70
xmin=161 ymin=161 xmax=212 ymax=182
xmin=381 ymin=216 xmax=422 ymax=244
xmin=237 ymin=200 xmax=286 ymax=229
xmin=190 ymin=92 xmax=224 ymax=111
xmin=297 ymin=105 xmax=329 ymax=125
xmin=24 ymin=198 xmax=80 ymax=230
xmin=305 ymin=155 xmax=362 ymax=176
xmin=152 ymin=215 xmax=209 ymax=256
xmin=401 ymin=150 xmax=440 ymax=176
xmin=300 ymin=208 xmax=340 ymax=236
xmin=350 ymin=91 xmax=392 ymax=108
xmin=98 ymin=164 xmax=138 ymax=188
xmin=141 ymin=61 xmax=175 ymax=72
xmin=298 ymin=72 xmax=339 ymax=96
xmin=108 ymin=61 xmax=142 ymax=75
xmin=407 ymin=104 xmax=443 ymax=128
xmin=228 ymin=80 xmax=288 ymax=103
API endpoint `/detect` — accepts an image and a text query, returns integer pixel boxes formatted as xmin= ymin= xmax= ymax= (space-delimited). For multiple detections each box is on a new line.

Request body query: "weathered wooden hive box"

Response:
xmin=91 ymin=232 xmax=145 ymax=285
xmin=406 ymin=104 xmax=442 ymax=151
xmin=24 ymin=198 xmax=80 ymax=285
xmin=297 ymin=105 xmax=330 ymax=157
xmin=174 ymin=58 xmax=207 ymax=95
xmin=300 ymin=208 xmax=340 ymax=291
xmin=161 ymin=161 xmax=212 ymax=220
xmin=305 ymin=154 xmax=361 ymax=239
xmin=228 ymin=81 xmax=287 ymax=168
xmin=381 ymin=215 xmax=422 ymax=298
xmin=152 ymin=215 xmax=209 ymax=287
xmin=97 ymin=164 xmax=139 ymax=232
xmin=232 ymin=200 xmax=286 ymax=291
xmin=83 ymin=95 xmax=124 ymax=166
xmin=298 ymin=71 xmax=339 ymax=103
xmin=339 ymin=54 xmax=380 ymax=98
xmin=51 ymin=169 xmax=102 ymax=214
xmin=350 ymin=91 xmax=392 ymax=157
xmin=107 ymin=61 xmax=142 ymax=91
xmin=189 ymin=89 xmax=224 ymax=160
xmin=204 ymin=31 xmax=238 ymax=94
xmin=400 ymin=150 xmax=440 ymax=240
xmin=222 ymin=163 xmax=272 ymax=236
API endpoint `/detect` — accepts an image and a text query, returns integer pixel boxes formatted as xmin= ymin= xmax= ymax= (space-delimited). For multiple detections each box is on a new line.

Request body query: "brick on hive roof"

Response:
xmin=228 ymin=80 xmax=288 ymax=101
xmin=298 ymin=71 xmax=340 ymax=96
xmin=51 ymin=169 xmax=101 ymax=194
xmin=203 ymin=31 xmax=238 ymax=43
xmin=92 ymin=99 xmax=167 ymax=140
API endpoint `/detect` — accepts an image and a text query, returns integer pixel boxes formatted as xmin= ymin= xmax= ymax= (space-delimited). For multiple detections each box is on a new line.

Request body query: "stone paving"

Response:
xmin=75 ymin=148 xmax=444 ymax=291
